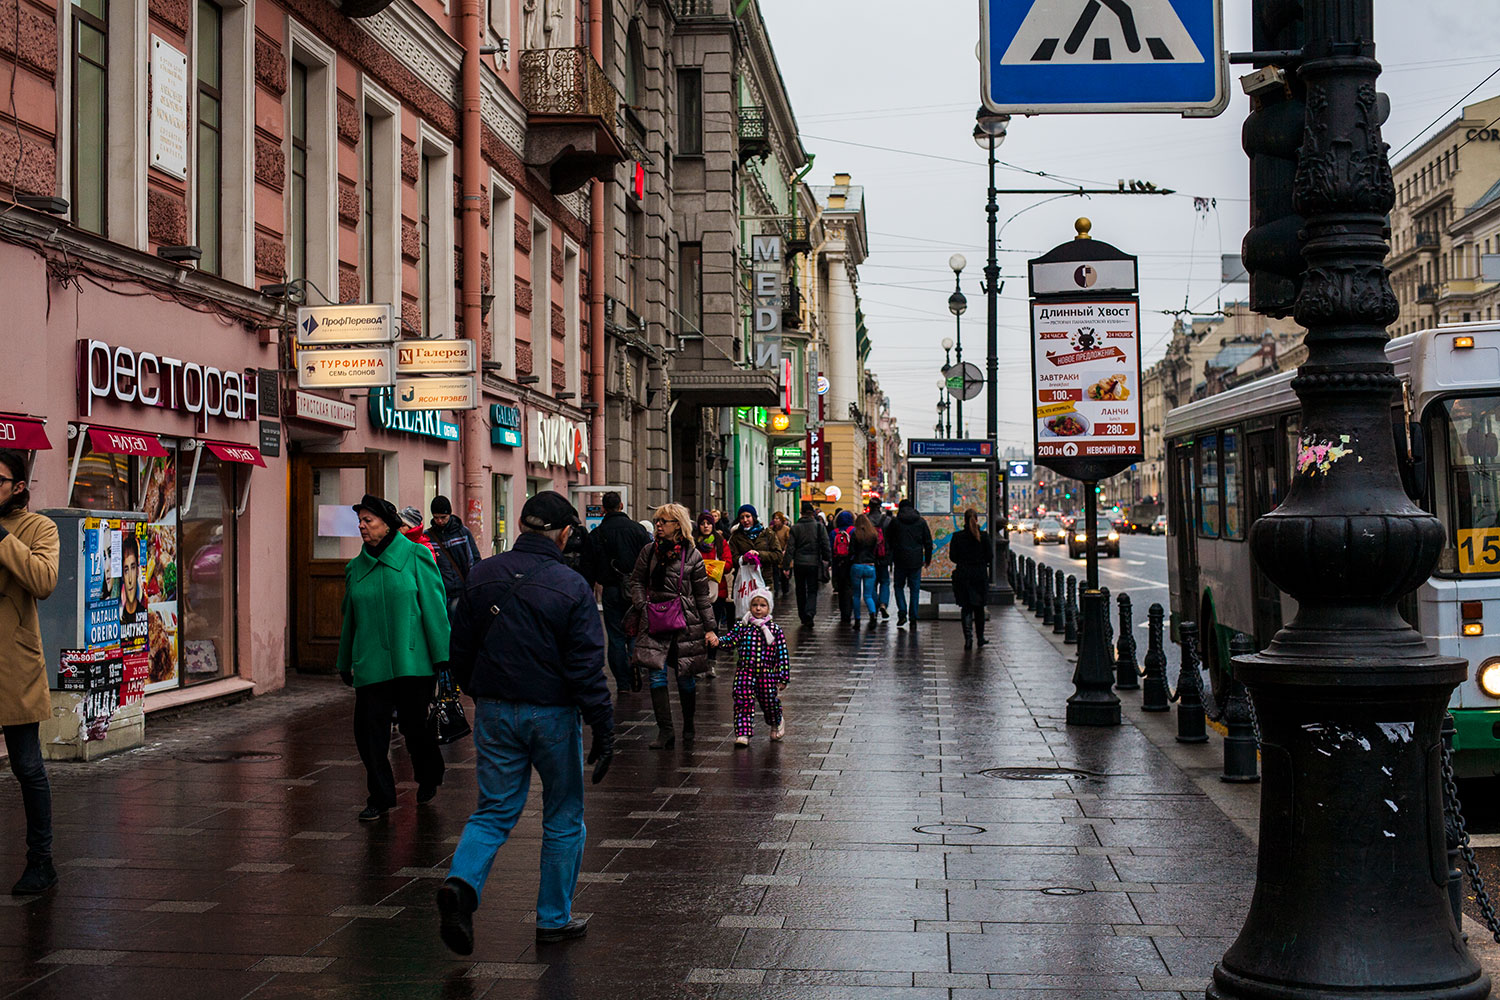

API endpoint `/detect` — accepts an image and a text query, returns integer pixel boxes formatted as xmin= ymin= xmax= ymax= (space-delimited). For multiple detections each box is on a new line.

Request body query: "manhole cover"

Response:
xmin=977 ymin=766 xmax=1099 ymax=781
xmin=913 ymin=823 xmax=986 ymax=836
xmin=178 ymin=750 xmax=283 ymax=764
xmin=1040 ymin=886 xmax=1090 ymax=896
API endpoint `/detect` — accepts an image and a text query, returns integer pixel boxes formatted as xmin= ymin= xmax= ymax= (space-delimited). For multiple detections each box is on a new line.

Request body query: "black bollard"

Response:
xmin=1114 ymin=593 xmax=1139 ymax=690
xmin=1040 ymin=567 xmax=1054 ymax=626
xmin=1023 ymin=559 xmax=1034 ymax=610
xmin=1064 ymin=576 xmax=1078 ymax=644
xmin=1008 ymin=552 xmax=1017 ymax=593
xmin=1175 ymin=620 xmax=1208 ymax=743
xmin=1140 ymin=603 xmax=1170 ymax=712
xmin=1066 ymin=589 xmax=1121 ymax=726
xmin=1052 ymin=569 xmax=1066 ymax=635
xmin=1099 ymin=587 xmax=1113 ymax=654
xmin=1221 ymin=634 xmax=1259 ymax=783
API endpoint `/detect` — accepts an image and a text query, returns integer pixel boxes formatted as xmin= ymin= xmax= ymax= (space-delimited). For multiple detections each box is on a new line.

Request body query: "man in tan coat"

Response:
xmin=0 ymin=449 xmax=59 ymax=894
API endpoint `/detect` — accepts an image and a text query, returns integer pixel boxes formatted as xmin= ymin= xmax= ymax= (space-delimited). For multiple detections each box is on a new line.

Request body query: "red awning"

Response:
xmin=204 ymin=441 xmax=266 ymax=467
xmin=86 ymin=426 xmax=167 ymax=458
xmin=0 ymin=414 xmax=52 ymax=450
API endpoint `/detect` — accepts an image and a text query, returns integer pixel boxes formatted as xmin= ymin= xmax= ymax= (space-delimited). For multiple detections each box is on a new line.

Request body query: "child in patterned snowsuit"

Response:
xmin=719 ymin=588 xmax=790 ymax=747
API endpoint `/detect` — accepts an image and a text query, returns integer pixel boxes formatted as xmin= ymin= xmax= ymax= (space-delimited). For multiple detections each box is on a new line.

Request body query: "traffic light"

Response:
xmin=1241 ymin=0 xmax=1307 ymax=318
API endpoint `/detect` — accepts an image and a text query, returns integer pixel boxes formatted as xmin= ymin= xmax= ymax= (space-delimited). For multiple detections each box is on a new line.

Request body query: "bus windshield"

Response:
xmin=1432 ymin=395 xmax=1500 ymax=574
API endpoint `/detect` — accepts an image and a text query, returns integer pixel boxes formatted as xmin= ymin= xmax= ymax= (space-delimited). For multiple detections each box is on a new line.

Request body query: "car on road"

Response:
xmin=1069 ymin=517 xmax=1120 ymax=559
xmin=1017 ymin=519 xmax=1036 ymax=536
xmin=1151 ymin=514 xmax=1168 ymax=535
xmin=1032 ymin=517 xmax=1067 ymax=545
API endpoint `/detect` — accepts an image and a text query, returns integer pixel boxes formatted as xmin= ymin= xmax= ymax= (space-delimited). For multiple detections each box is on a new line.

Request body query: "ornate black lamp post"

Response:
xmin=1213 ymin=2 xmax=1487 ymax=997
xmin=948 ymin=254 xmax=968 ymax=439
xmin=973 ymin=109 xmax=1008 ymax=442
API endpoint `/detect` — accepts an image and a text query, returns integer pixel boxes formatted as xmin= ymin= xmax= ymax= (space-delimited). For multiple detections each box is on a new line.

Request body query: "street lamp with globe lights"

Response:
xmin=935 ymin=376 xmax=951 ymax=439
xmin=973 ymin=108 xmax=1008 ymax=443
xmin=948 ymin=254 xmax=967 ymax=438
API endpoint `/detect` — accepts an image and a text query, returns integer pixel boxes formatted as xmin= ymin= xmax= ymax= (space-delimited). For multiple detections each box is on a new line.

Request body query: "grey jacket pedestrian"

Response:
xmin=788 ymin=514 xmax=832 ymax=569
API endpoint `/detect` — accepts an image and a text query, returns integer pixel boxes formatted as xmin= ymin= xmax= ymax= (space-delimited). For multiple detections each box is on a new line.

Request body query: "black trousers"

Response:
xmin=353 ymin=675 xmax=444 ymax=809
xmin=3 ymin=724 xmax=51 ymax=863
xmin=793 ymin=565 xmax=821 ymax=621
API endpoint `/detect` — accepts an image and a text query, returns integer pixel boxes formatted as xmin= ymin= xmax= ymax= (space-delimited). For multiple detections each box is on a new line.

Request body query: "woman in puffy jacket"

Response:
xmin=629 ymin=504 xmax=718 ymax=749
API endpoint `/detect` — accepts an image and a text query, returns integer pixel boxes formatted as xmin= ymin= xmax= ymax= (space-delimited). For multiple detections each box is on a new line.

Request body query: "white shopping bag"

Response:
xmin=732 ymin=558 xmax=768 ymax=620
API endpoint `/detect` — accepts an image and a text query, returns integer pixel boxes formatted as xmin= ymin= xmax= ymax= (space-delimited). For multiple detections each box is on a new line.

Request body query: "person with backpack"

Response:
xmin=428 ymin=496 xmax=482 ymax=612
xmin=787 ymin=502 xmax=831 ymax=626
xmin=829 ymin=509 xmax=855 ymax=625
xmin=865 ymin=498 xmax=893 ymax=620
xmin=582 ymin=492 xmax=652 ymax=694
xmin=849 ymin=514 xmax=882 ymax=627
xmin=885 ymin=498 xmax=934 ymax=627
xmin=436 ymin=491 xmax=613 ymax=954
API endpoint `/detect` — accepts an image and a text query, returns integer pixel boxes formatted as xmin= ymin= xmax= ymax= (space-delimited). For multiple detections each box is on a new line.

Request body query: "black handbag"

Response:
xmin=429 ymin=669 xmax=471 ymax=745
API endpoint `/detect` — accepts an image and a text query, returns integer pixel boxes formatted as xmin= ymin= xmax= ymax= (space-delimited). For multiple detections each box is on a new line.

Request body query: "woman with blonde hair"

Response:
xmin=628 ymin=503 xmax=718 ymax=748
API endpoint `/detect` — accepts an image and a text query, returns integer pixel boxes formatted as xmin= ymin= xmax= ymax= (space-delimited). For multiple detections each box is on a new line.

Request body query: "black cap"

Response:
xmin=520 ymin=490 xmax=579 ymax=531
xmin=353 ymin=494 xmax=403 ymax=532
xmin=431 ymin=495 xmax=453 ymax=515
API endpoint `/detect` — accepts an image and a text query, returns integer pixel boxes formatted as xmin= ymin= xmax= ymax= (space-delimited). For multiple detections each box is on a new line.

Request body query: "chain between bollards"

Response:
xmin=1173 ymin=621 xmax=1208 ymax=743
xmin=1052 ymin=569 xmax=1066 ymax=635
xmin=1140 ymin=603 xmax=1170 ymax=712
xmin=1064 ymin=576 xmax=1078 ymax=645
xmin=1221 ymin=634 xmax=1260 ymax=783
xmin=1440 ymin=734 xmax=1500 ymax=942
xmin=1114 ymin=593 xmax=1139 ymax=690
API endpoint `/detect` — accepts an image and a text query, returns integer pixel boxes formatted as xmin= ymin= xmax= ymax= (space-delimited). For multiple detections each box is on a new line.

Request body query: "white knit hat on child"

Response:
xmin=743 ymin=587 xmax=776 ymax=645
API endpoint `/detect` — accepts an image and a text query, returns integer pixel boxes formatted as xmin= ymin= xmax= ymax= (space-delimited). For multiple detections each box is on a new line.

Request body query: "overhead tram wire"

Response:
xmin=1390 ymin=62 xmax=1500 ymax=158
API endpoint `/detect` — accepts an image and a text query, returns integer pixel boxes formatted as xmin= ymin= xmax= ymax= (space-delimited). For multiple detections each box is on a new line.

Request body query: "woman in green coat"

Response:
xmin=337 ymin=494 xmax=451 ymax=821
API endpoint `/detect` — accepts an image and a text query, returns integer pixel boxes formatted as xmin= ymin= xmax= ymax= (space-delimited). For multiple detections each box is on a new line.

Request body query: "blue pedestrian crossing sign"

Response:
xmin=981 ymin=0 xmax=1227 ymax=117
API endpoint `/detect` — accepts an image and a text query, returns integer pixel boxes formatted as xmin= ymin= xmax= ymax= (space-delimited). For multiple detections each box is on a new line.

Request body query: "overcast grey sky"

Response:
xmin=759 ymin=0 xmax=1500 ymax=450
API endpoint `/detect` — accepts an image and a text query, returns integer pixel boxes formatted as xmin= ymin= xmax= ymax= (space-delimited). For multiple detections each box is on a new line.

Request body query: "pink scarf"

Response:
xmin=745 ymin=614 xmax=776 ymax=647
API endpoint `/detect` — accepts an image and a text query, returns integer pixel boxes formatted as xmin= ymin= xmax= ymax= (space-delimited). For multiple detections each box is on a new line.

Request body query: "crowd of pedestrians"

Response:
xmin=0 ymin=450 xmax=999 ymax=956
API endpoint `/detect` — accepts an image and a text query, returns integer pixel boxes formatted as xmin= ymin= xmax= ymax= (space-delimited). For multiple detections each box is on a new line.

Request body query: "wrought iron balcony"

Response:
xmin=782 ymin=282 xmax=803 ymax=329
xmin=1416 ymin=282 xmax=1438 ymax=303
xmin=738 ymin=106 xmax=770 ymax=163
xmin=518 ymin=47 xmax=628 ymax=195
xmin=1414 ymin=230 xmax=1439 ymax=248
xmin=674 ymin=0 xmax=722 ymax=17
xmin=784 ymin=217 xmax=812 ymax=256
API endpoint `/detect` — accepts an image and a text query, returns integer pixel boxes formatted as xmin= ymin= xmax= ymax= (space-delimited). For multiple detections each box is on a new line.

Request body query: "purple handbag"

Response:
xmin=646 ymin=552 xmax=688 ymax=634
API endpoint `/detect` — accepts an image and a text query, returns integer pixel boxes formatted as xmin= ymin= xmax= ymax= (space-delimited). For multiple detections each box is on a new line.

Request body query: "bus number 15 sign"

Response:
xmin=1457 ymin=528 xmax=1500 ymax=574
xmin=1031 ymin=299 xmax=1143 ymax=461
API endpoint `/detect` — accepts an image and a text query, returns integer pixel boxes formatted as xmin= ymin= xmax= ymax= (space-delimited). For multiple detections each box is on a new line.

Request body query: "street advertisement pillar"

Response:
xmin=1028 ymin=219 xmax=1143 ymax=726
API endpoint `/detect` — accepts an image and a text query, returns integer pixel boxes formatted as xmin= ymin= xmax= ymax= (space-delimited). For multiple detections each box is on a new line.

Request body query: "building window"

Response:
xmin=626 ymin=205 xmax=643 ymax=312
xmin=196 ymin=0 xmax=223 ymax=274
xmin=678 ymin=241 xmax=702 ymax=335
xmin=419 ymin=151 xmax=430 ymax=333
xmin=288 ymin=61 xmax=308 ymax=280
xmin=531 ymin=214 xmax=552 ymax=390
xmin=624 ymin=20 xmax=643 ymax=110
xmin=677 ymin=68 xmax=702 ymax=155
xmin=70 ymin=0 xmax=108 ymax=235
xmin=563 ymin=241 xmax=580 ymax=395
xmin=490 ymin=179 xmax=516 ymax=375
xmin=361 ymin=80 xmax=400 ymax=305
xmin=363 ymin=112 xmax=375 ymax=298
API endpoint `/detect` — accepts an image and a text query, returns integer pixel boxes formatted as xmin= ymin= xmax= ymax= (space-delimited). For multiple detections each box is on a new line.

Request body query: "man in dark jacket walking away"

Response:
xmin=428 ymin=495 xmax=482 ymax=606
xmin=865 ymin=498 xmax=893 ymax=620
xmin=884 ymin=498 xmax=933 ymax=628
xmin=437 ymin=491 xmax=614 ymax=955
xmin=582 ymin=492 xmax=651 ymax=693
xmin=787 ymin=501 xmax=831 ymax=626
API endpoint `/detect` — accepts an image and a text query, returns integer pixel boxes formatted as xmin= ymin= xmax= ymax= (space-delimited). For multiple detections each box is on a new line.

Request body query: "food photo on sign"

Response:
xmin=1031 ymin=301 xmax=1142 ymax=459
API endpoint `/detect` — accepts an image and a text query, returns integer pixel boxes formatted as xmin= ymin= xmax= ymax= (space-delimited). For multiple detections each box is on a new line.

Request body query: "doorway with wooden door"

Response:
xmin=290 ymin=452 xmax=383 ymax=672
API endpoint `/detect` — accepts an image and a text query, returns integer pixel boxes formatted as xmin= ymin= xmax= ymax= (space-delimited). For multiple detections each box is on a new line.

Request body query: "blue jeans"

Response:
xmin=875 ymin=563 xmax=891 ymax=609
xmin=649 ymin=667 xmax=697 ymax=693
xmin=600 ymin=585 xmax=634 ymax=691
xmin=850 ymin=563 xmax=878 ymax=616
xmin=447 ymin=700 xmax=585 ymax=930
xmin=894 ymin=567 xmax=922 ymax=616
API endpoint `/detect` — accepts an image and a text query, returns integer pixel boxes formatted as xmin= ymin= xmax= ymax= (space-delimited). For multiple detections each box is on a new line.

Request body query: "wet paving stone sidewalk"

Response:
xmin=0 ymin=605 xmax=1258 ymax=998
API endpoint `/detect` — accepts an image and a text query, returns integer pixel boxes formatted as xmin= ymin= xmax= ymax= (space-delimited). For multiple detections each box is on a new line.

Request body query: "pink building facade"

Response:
xmin=0 ymin=0 xmax=621 ymax=721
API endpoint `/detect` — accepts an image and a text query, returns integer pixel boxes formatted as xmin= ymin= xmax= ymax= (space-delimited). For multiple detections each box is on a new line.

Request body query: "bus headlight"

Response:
xmin=1479 ymin=659 xmax=1500 ymax=699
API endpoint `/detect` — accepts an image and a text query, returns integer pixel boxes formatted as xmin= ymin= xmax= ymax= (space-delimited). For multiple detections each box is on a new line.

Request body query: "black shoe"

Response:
xmin=358 ymin=805 xmax=389 ymax=822
xmin=680 ymin=688 xmax=697 ymax=743
xmin=536 ymin=917 xmax=589 ymax=944
xmin=880 ymin=606 xmax=890 ymax=620
xmin=417 ymin=783 xmax=439 ymax=804
xmin=11 ymin=859 xmax=57 ymax=896
xmin=436 ymin=878 xmax=476 ymax=956
xmin=648 ymin=687 xmax=675 ymax=749
xmin=868 ymin=613 xmax=878 ymax=627
xmin=800 ymin=616 xmax=813 ymax=627
xmin=897 ymin=611 xmax=907 ymax=628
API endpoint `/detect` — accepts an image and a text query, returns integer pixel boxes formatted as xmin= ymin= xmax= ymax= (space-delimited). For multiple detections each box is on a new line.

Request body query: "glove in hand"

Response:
xmin=339 ymin=671 xmax=353 ymax=688
xmin=587 ymin=725 xmax=615 ymax=785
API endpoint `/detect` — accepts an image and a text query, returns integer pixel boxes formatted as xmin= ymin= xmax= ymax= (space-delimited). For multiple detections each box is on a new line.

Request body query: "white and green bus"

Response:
xmin=1165 ymin=323 xmax=1500 ymax=777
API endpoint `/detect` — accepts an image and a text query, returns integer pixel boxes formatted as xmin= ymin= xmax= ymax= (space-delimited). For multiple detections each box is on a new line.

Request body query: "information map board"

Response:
xmin=912 ymin=467 xmax=992 ymax=583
